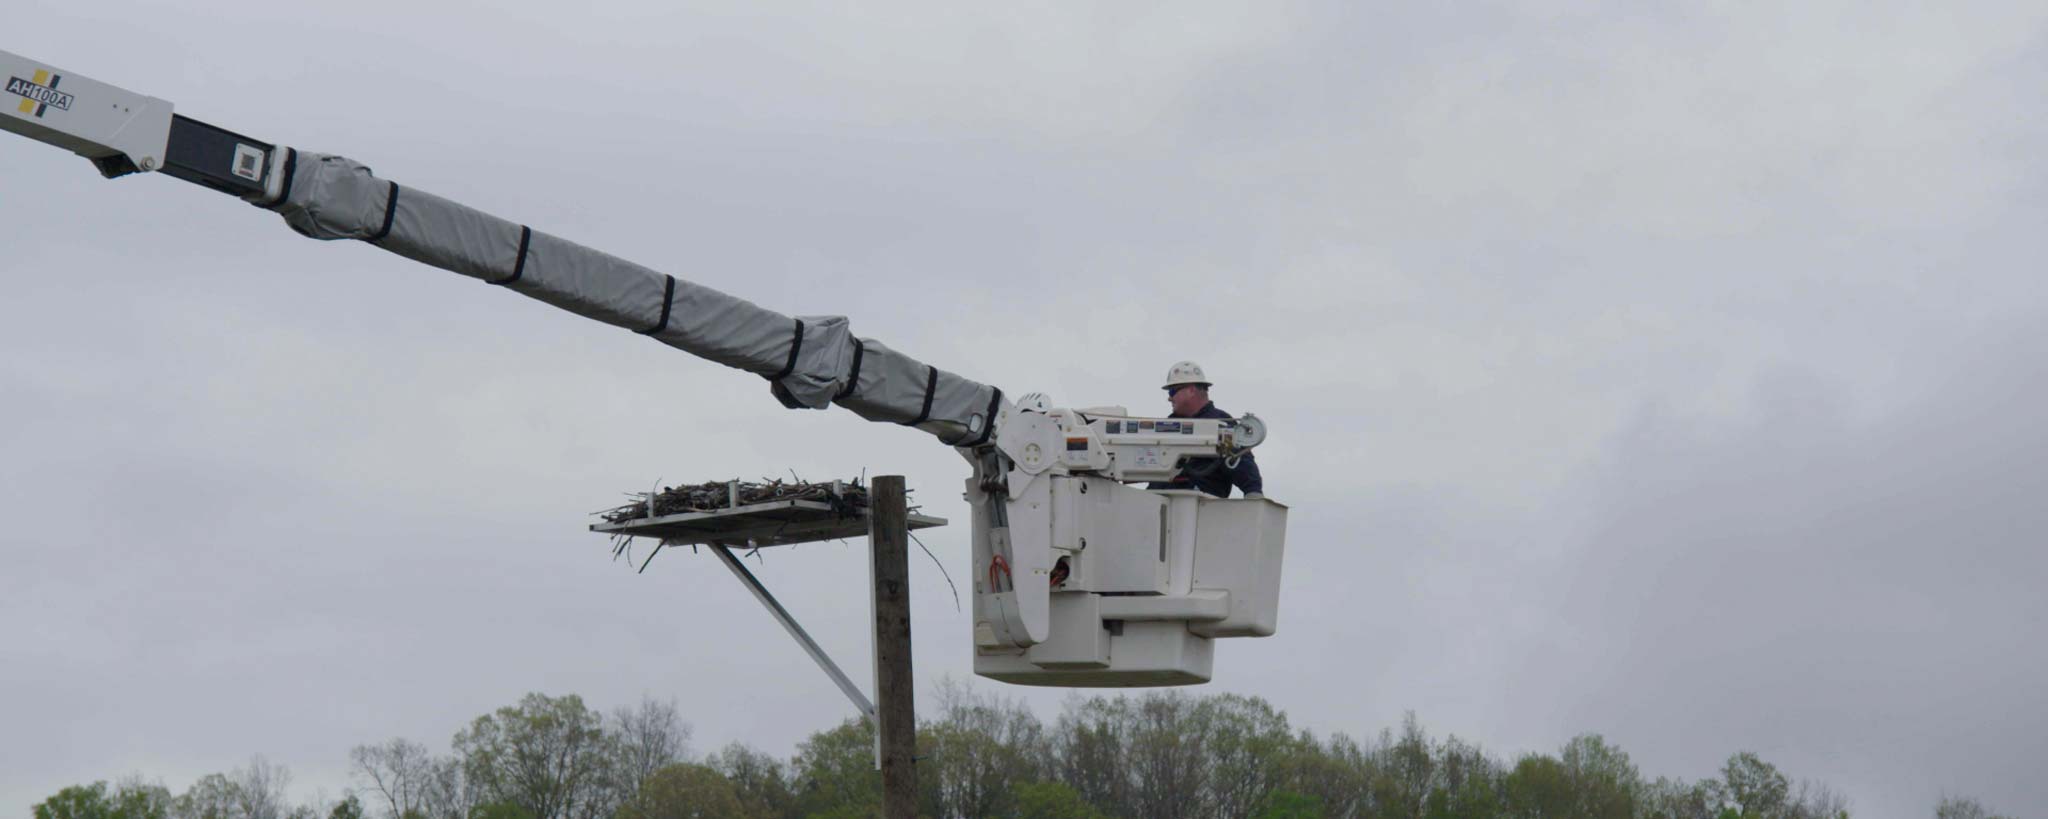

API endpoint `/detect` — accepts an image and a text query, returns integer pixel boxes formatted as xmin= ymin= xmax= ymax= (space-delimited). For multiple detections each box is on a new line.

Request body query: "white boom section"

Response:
xmin=993 ymin=406 xmax=1265 ymax=483
xmin=1 ymin=49 xmax=172 ymax=177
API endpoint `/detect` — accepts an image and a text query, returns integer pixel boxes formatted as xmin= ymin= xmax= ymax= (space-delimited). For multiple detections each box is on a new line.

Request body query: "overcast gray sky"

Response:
xmin=3 ymin=2 xmax=2044 ymax=817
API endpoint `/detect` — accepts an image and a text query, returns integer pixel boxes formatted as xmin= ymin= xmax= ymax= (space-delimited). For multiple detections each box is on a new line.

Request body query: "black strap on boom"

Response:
xmin=902 ymin=365 xmax=937 ymax=426
xmin=637 ymin=275 xmax=676 ymax=335
xmin=367 ymin=182 xmax=399 ymax=242
xmin=834 ymin=338 xmax=866 ymax=401
xmin=769 ymin=319 xmax=806 ymax=382
xmin=489 ymin=226 xmax=532 ymax=286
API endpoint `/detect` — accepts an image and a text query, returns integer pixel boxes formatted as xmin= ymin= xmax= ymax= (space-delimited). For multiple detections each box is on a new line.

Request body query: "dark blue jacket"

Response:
xmin=1146 ymin=402 xmax=1264 ymax=498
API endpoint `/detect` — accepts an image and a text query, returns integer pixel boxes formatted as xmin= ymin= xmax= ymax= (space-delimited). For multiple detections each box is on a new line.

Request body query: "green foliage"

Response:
xmin=1505 ymin=754 xmax=1573 ymax=817
xmin=708 ymin=742 xmax=795 ymax=819
xmin=615 ymin=764 xmax=747 ymax=819
xmin=1640 ymin=776 xmax=1718 ymax=819
xmin=1715 ymin=752 xmax=1791 ymax=818
xmin=114 ymin=783 xmax=173 ymax=819
xmin=919 ymin=680 xmax=1048 ymax=819
xmin=1383 ymin=712 xmax=1435 ymax=816
xmin=29 ymin=781 xmax=168 ymax=819
xmin=1041 ymin=690 xmax=1310 ymax=818
xmin=34 ymin=782 xmax=111 ymax=819
xmin=1560 ymin=734 xmax=1638 ymax=819
xmin=1937 ymin=794 xmax=2016 ymax=819
xmin=328 ymin=795 xmax=365 ymax=819
xmin=453 ymin=693 xmax=615 ymax=819
xmin=1197 ymin=694 xmax=1297 ymax=818
xmin=31 ymin=687 xmax=1927 ymax=819
xmin=469 ymin=802 xmax=537 ymax=819
xmin=1424 ymin=736 xmax=1505 ymax=819
xmin=798 ymin=807 xmax=874 ymax=819
xmin=175 ymin=773 xmax=238 ymax=819
xmin=1049 ymin=702 xmax=1126 ymax=813
xmin=1272 ymin=733 xmax=1367 ymax=817
xmin=1253 ymin=789 xmax=1324 ymax=819
xmin=787 ymin=718 xmax=880 ymax=818
xmin=1011 ymin=781 xmax=1111 ymax=819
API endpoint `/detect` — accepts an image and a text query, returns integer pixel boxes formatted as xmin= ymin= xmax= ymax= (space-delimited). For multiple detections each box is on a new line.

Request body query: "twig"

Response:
xmin=637 ymin=542 xmax=665 ymax=574
xmin=910 ymin=531 xmax=961 ymax=612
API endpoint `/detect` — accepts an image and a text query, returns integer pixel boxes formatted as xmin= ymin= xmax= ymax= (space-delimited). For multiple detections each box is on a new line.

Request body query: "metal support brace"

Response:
xmin=709 ymin=541 xmax=877 ymax=720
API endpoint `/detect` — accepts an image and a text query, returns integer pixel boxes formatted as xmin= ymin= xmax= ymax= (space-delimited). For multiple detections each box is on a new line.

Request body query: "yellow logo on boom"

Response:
xmin=7 ymin=69 xmax=74 ymax=118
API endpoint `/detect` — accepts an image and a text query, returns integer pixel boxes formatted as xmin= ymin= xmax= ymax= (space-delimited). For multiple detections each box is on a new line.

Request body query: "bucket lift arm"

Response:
xmin=4 ymin=47 xmax=1288 ymax=688
xmin=1 ymin=48 xmax=1002 ymax=446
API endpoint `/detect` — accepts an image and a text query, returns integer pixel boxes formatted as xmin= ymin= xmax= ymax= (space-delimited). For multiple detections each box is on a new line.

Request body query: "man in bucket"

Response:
xmin=1146 ymin=361 xmax=1264 ymax=499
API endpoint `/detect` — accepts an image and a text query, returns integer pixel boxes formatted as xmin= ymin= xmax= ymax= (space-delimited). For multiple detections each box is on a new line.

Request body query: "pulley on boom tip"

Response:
xmin=1231 ymin=413 xmax=1267 ymax=450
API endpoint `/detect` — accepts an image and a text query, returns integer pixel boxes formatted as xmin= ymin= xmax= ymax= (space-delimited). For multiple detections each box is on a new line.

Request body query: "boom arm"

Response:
xmin=2 ymin=48 xmax=1004 ymax=446
xmin=992 ymin=406 xmax=1265 ymax=484
xmin=7 ymin=46 xmax=1287 ymax=689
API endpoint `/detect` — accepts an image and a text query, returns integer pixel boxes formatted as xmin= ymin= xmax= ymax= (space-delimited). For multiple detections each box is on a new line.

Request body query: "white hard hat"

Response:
xmin=1016 ymin=391 xmax=1053 ymax=413
xmin=1162 ymin=360 xmax=1211 ymax=391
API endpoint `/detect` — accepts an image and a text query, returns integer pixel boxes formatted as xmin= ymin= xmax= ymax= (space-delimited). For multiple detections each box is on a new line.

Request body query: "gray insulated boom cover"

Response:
xmin=248 ymin=151 xmax=1002 ymax=446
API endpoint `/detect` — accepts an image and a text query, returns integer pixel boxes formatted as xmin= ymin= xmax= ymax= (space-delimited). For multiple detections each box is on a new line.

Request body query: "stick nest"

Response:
xmin=598 ymin=477 xmax=870 ymax=525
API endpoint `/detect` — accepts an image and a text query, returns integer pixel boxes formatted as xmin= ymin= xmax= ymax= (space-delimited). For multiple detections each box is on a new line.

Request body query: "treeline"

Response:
xmin=33 ymin=685 xmax=2017 ymax=819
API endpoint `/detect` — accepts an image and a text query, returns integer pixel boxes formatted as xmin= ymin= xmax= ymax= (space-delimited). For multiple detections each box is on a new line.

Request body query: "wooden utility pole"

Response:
xmin=869 ymin=475 xmax=917 ymax=817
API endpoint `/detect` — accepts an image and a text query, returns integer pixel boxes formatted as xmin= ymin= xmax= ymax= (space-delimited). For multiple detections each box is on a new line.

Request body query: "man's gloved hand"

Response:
xmin=1245 ymin=492 xmax=1265 ymax=500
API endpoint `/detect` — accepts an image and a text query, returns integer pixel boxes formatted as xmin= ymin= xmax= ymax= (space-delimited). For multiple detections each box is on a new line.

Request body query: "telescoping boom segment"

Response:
xmin=2 ymin=47 xmax=1288 ymax=687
